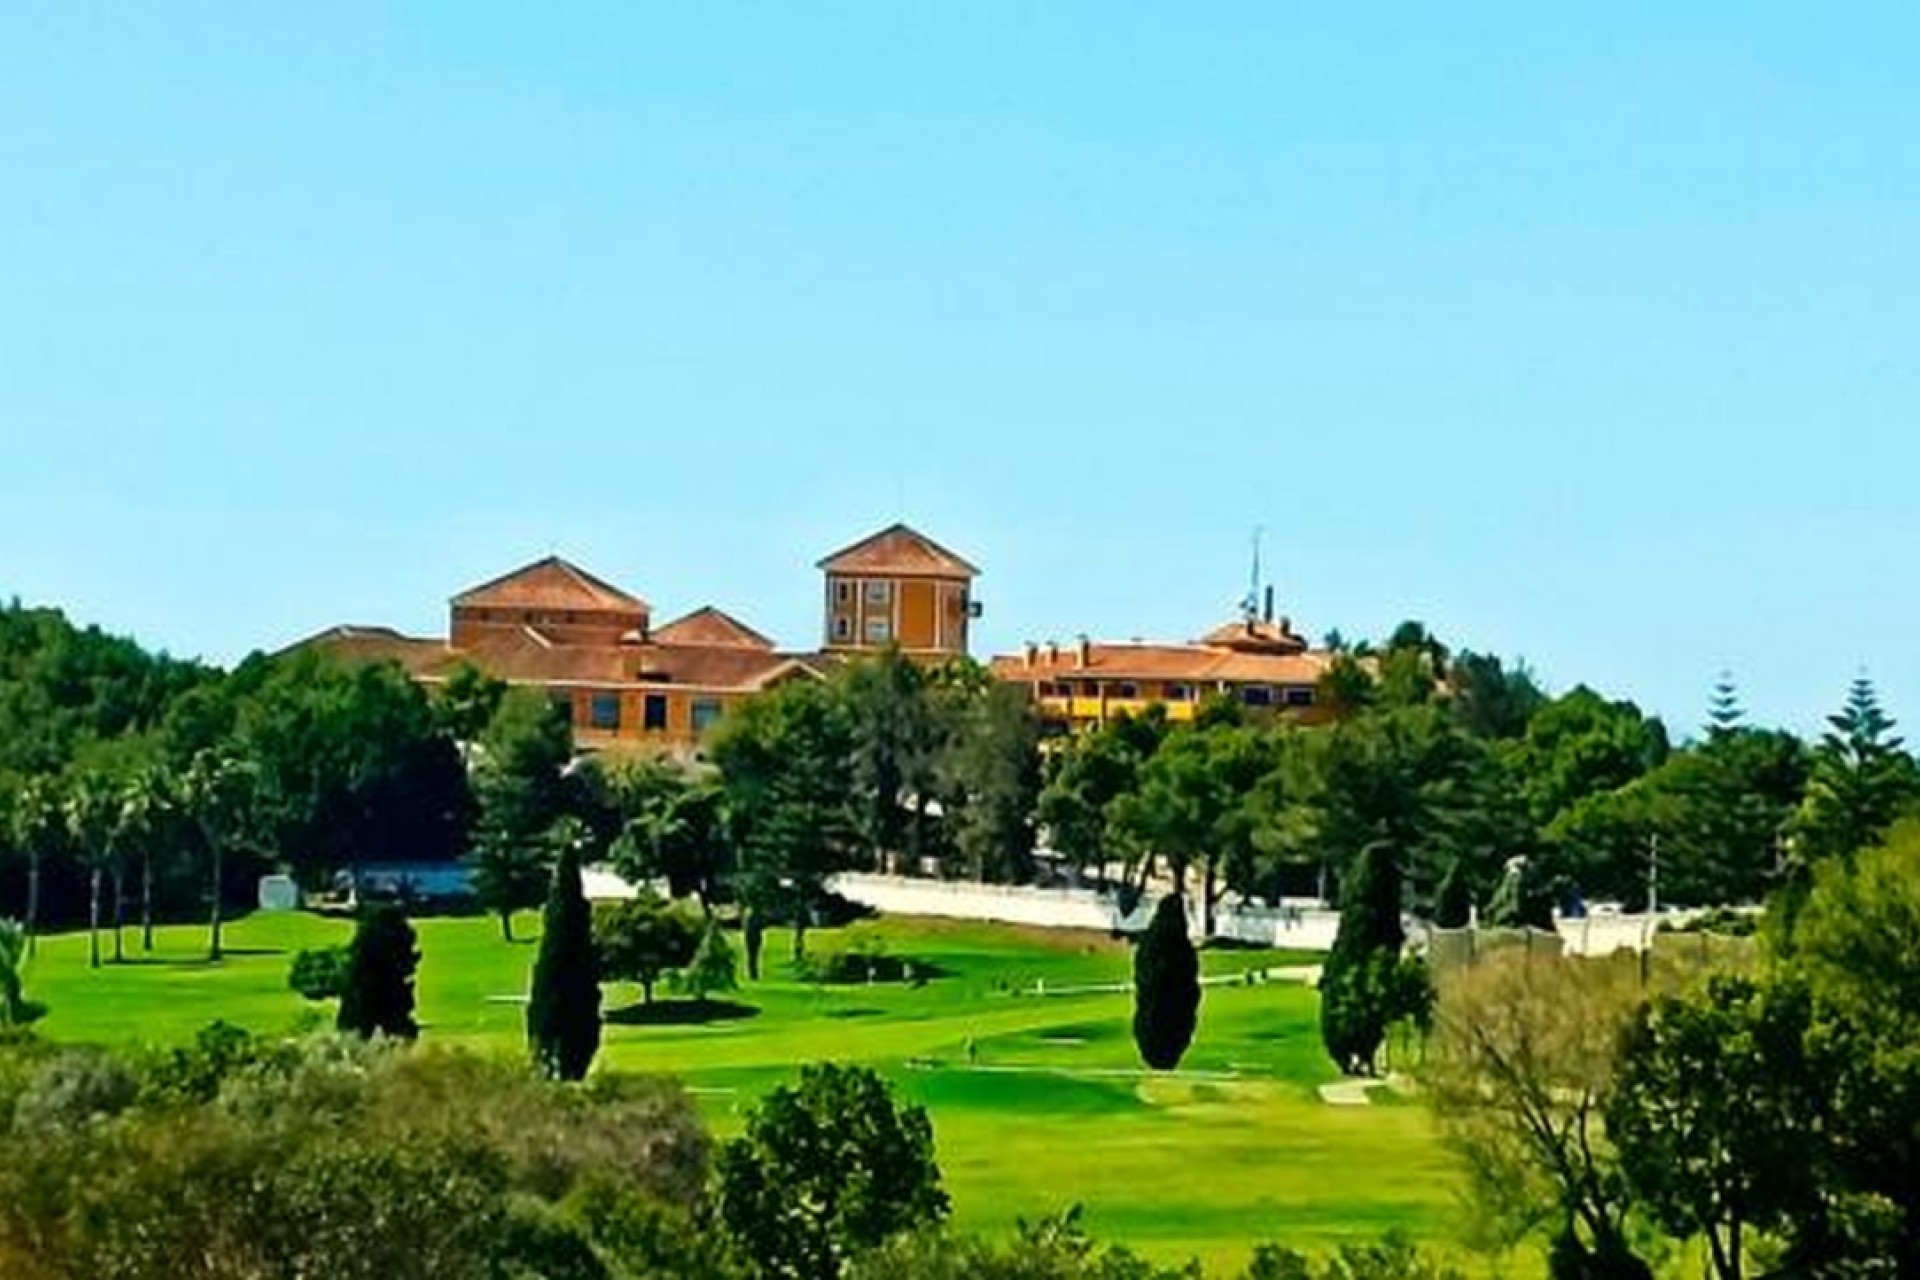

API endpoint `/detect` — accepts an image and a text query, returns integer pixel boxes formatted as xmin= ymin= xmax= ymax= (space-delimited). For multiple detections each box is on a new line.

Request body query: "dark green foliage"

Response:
xmin=709 ymin=679 xmax=860 ymax=961
xmin=1432 ymin=858 xmax=1472 ymax=928
xmin=676 ymin=920 xmax=739 ymax=1004
xmin=287 ymin=945 xmax=348 ymax=1001
xmin=470 ymin=687 xmax=572 ymax=941
xmin=594 ymin=895 xmax=700 ymax=1004
xmin=1482 ymin=856 xmax=1555 ymax=930
xmin=717 ymin=1062 xmax=948 ymax=1278
xmin=943 ymin=682 xmax=1043 ymax=884
xmin=1318 ymin=842 xmax=1406 ymax=1075
xmin=336 ymin=906 xmax=419 ymax=1039
xmin=1791 ymin=675 xmax=1918 ymax=871
xmin=1131 ymin=894 xmax=1200 ymax=1071
xmin=1448 ymin=651 xmax=1544 ymax=741
xmin=0 ymin=1036 xmax=716 ymax=1279
xmin=602 ymin=756 xmax=729 ymax=908
xmin=528 ymin=839 xmax=601 ymax=1080
xmin=1607 ymin=976 xmax=1828 ymax=1279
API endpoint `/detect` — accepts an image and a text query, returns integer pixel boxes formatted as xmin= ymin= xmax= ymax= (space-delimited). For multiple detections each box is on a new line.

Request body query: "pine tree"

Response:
xmin=1319 ymin=840 xmax=1406 ymax=1075
xmin=527 ymin=836 xmax=601 ymax=1081
xmin=1485 ymin=854 xmax=1557 ymax=930
xmin=336 ymin=905 xmax=419 ymax=1039
xmin=1706 ymin=671 xmax=1744 ymax=739
xmin=1794 ymin=674 xmax=1918 ymax=867
xmin=1131 ymin=894 xmax=1200 ymax=1070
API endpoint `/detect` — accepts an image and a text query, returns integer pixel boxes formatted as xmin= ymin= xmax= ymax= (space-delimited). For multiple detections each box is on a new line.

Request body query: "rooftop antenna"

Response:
xmin=1242 ymin=526 xmax=1265 ymax=622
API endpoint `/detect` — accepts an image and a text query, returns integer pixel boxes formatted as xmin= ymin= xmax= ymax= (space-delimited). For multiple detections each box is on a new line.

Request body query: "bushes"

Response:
xmin=288 ymin=944 xmax=348 ymax=1001
xmin=0 ymin=1034 xmax=715 ymax=1280
xmin=795 ymin=933 xmax=927 ymax=986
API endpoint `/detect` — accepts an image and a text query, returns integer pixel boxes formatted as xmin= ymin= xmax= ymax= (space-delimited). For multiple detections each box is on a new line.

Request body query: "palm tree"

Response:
xmin=136 ymin=765 xmax=177 ymax=953
xmin=8 ymin=778 xmax=59 ymax=958
xmin=182 ymin=750 xmax=255 ymax=962
xmin=111 ymin=769 xmax=163 ymax=963
xmin=63 ymin=770 xmax=119 ymax=970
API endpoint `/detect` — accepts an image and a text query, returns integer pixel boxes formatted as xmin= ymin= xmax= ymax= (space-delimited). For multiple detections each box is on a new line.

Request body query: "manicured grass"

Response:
xmin=23 ymin=911 xmax=1461 ymax=1272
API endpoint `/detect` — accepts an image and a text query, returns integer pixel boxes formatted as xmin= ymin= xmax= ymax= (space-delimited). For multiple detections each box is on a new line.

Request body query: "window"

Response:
xmin=835 ymin=579 xmax=854 ymax=603
xmin=1285 ymin=686 xmax=1316 ymax=707
xmin=691 ymin=698 xmax=724 ymax=735
xmin=1113 ymin=682 xmax=1139 ymax=699
xmin=865 ymin=617 xmax=892 ymax=645
xmin=589 ymin=693 xmax=621 ymax=730
xmin=864 ymin=579 xmax=893 ymax=606
xmin=643 ymin=694 xmax=669 ymax=731
xmin=833 ymin=616 xmax=853 ymax=642
xmin=1240 ymin=685 xmax=1274 ymax=707
xmin=1164 ymin=683 xmax=1192 ymax=702
xmin=550 ymin=691 xmax=575 ymax=723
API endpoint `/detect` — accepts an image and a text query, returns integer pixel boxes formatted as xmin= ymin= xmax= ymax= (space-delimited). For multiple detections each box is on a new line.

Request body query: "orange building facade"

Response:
xmin=292 ymin=524 xmax=977 ymax=753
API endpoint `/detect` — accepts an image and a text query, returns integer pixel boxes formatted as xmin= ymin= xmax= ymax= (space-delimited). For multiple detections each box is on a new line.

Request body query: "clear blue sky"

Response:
xmin=3 ymin=4 xmax=1915 ymax=738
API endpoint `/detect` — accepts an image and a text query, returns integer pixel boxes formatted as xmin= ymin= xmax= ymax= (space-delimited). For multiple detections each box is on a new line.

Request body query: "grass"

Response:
xmin=23 ymin=911 xmax=1463 ymax=1273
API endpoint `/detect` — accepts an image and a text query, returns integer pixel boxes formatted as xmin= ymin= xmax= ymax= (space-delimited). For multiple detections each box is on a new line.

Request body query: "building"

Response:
xmin=290 ymin=523 xmax=975 ymax=752
xmin=989 ymin=605 xmax=1339 ymax=732
xmin=817 ymin=522 xmax=980 ymax=658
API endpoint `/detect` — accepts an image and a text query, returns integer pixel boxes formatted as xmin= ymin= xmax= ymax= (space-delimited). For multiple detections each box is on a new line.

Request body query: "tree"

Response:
xmin=62 ymin=766 xmax=126 ymax=970
xmin=1433 ymin=857 xmax=1473 ymax=929
xmin=593 ymin=895 xmax=700 ymax=1005
xmin=1450 ymin=651 xmax=1545 ymax=741
xmin=179 ymin=749 xmax=255 ymax=962
xmin=710 ymin=679 xmax=859 ymax=961
xmin=1606 ymin=975 xmax=1829 ymax=1280
xmin=1035 ymin=708 xmax=1168 ymax=887
xmin=1791 ymin=674 xmax=1917 ymax=870
xmin=1425 ymin=951 xmax=1651 ymax=1277
xmin=941 ymin=682 xmax=1042 ymax=884
xmin=717 ymin=1063 xmax=948 ymax=1278
xmin=6 ymin=777 xmax=59 ymax=955
xmin=1791 ymin=821 xmax=1920 ymax=1270
xmin=1131 ymin=894 xmax=1200 ymax=1070
xmin=527 ymin=833 xmax=600 ymax=1081
xmin=470 ymin=687 xmax=572 ymax=941
xmin=604 ymin=757 xmax=728 ymax=911
xmin=1319 ymin=840 xmax=1410 ymax=1076
xmin=0 ymin=918 xmax=30 ymax=1025
xmin=842 ymin=648 xmax=943 ymax=873
xmin=1483 ymin=855 xmax=1556 ymax=931
xmin=1706 ymin=672 xmax=1744 ymax=739
xmin=432 ymin=660 xmax=508 ymax=750
xmin=336 ymin=905 xmax=420 ymax=1039
xmin=677 ymin=920 xmax=739 ymax=1006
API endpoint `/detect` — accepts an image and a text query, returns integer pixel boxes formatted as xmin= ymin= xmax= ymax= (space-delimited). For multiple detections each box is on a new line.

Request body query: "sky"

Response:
xmin=2 ymin=3 xmax=1916 ymax=739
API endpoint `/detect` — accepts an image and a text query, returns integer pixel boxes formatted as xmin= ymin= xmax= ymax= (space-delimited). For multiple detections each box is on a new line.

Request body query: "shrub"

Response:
xmin=1132 ymin=894 xmax=1200 ymax=1070
xmin=288 ymin=946 xmax=349 ymax=1001
xmin=337 ymin=906 xmax=419 ymax=1040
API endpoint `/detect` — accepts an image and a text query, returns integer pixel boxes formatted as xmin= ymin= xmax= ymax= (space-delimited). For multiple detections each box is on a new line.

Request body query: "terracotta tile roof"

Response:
xmin=451 ymin=556 xmax=649 ymax=614
xmin=1196 ymin=617 xmax=1310 ymax=655
xmin=462 ymin=629 xmax=823 ymax=691
xmin=990 ymin=641 xmax=1333 ymax=687
xmin=651 ymin=606 xmax=775 ymax=651
xmin=816 ymin=523 xmax=979 ymax=579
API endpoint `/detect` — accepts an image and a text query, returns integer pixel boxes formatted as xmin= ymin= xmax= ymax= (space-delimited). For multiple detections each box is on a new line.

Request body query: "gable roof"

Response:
xmin=652 ymin=606 xmax=776 ymax=651
xmin=816 ymin=523 xmax=979 ymax=579
xmin=451 ymin=556 xmax=649 ymax=614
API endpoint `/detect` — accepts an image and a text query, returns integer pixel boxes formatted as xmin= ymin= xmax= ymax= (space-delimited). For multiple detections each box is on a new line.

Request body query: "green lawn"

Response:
xmin=24 ymin=911 xmax=1462 ymax=1272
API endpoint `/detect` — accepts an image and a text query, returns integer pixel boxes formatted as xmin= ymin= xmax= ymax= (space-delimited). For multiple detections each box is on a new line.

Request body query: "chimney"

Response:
xmin=1023 ymin=641 xmax=1038 ymax=668
xmin=1075 ymin=634 xmax=1091 ymax=668
xmin=1046 ymin=640 xmax=1060 ymax=664
xmin=1264 ymin=585 xmax=1275 ymax=623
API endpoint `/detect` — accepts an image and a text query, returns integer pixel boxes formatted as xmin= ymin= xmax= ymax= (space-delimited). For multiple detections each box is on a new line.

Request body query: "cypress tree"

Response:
xmin=1319 ymin=841 xmax=1406 ymax=1075
xmin=527 ymin=837 xmax=601 ymax=1081
xmin=1132 ymin=894 xmax=1200 ymax=1070
xmin=336 ymin=905 xmax=419 ymax=1040
xmin=1433 ymin=856 xmax=1473 ymax=929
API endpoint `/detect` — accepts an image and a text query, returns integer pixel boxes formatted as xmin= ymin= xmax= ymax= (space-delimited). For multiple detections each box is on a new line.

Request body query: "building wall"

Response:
xmin=544 ymin=684 xmax=740 ymax=750
xmin=450 ymin=606 xmax=646 ymax=649
xmin=823 ymin=573 xmax=970 ymax=656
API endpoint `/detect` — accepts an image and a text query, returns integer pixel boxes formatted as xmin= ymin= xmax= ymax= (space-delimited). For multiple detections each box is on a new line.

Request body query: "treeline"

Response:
xmin=4 ymin=600 xmax=1917 ymax=969
xmin=1040 ymin=626 xmax=1916 ymax=929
